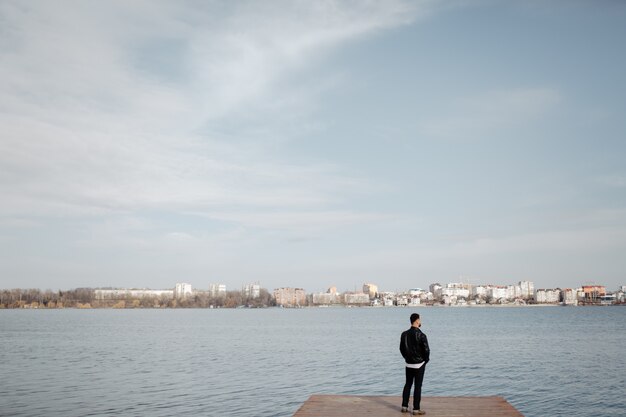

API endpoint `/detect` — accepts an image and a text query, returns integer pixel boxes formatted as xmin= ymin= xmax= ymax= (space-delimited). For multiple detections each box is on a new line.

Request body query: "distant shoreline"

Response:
xmin=3 ymin=303 xmax=623 ymax=310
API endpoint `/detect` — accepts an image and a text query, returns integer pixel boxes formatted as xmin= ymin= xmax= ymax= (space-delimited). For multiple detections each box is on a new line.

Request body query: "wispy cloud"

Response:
xmin=195 ymin=209 xmax=392 ymax=232
xmin=0 ymin=0 xmax=421 ymax=230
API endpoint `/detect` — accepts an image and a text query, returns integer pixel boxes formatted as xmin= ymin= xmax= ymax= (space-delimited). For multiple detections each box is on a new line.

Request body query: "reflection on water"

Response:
xmin=1 ymin=307 xmax=624 ymax=417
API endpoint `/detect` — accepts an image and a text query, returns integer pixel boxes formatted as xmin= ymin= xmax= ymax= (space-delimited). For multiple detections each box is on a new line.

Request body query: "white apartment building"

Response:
xmin=472 ymin=285 xmax=488 ymax=298
xmin=506 ymin=285 xmax=517 ymax=299
xmin=174 ymin=283 xmax=193 ymax=299
xmin=489 ymin=286 xmax=509 ymax=301
xmin=562 ymin=288 xmax=578 ymax=305
xmin=535 ymin=288 xmax=561 ymax=303
xmin=242 ymin=283 xmax=261 ymax=299
xmin=469 ymin=281 xmax=534 ymax=302
xmin=518 ymin=281 xmax=534 ymax=299
xmin=208 ymin=283 xmax=226 ymax=298
xmin=441 ymin=283 xmax=470 ymax=299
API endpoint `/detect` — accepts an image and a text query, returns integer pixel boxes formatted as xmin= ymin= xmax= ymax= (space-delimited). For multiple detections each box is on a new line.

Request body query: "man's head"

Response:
xmin=410 ymin=313 xmax=420 ymax=327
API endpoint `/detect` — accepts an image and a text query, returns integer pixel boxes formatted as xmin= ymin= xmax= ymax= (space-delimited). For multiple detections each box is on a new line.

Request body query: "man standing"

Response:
xmin=400 ymin=313 xmax=430 ymax=415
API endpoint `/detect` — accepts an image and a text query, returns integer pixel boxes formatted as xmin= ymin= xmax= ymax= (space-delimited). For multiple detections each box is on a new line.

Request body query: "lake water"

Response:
xmin=1 ymin=307 xmax=624 ymax=417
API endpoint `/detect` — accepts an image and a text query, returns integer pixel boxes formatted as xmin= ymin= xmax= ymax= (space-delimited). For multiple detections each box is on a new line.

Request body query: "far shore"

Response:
xmin=4 ymin=303 xmax=623 ymax=310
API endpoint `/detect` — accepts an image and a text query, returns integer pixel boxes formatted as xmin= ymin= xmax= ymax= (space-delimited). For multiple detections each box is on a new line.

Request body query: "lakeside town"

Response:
xmin=1 ymin=280 xmax=624 ymax=309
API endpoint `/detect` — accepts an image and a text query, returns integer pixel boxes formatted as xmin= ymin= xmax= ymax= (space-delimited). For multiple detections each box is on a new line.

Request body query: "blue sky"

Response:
xmin=1 ymin=1 xmax=625 ymax=292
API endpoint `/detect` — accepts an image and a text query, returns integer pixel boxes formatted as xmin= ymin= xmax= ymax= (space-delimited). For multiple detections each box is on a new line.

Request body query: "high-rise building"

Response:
xmin=242 ymin=283 xmax=261 ymax=299
xmin=209 ymin=283 xmax=226 ymax=298
xmin=518 ymin=281 xmax=534 ymax=299
xmin=363 ymin=283 xmax=378 ymax=299
xmin=429 ymin=283 xmax=442 ymax=300
xmin=174 ymin=283 xmax=192 ymax=299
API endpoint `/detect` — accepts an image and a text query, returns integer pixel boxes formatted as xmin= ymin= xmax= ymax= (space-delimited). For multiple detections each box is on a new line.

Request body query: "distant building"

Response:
xmin=363 ymin=283 xmax=378 ymax=299
xmin=535 ymin=288 xmax=561 ymax=304
xmin=408 ymin=288 xmax=425 ymax=305
xmin=472 ymin=285 xmax=488 ymax=298
xmin=273 ymin=287 xmax=306 ymax=307
xmin=489 ymin=286 xmax=509 ymax=301
xmin=94 ymin=288 xmax=174 ymax=300
xmin=396 ymin=295 xmax=409 ymax=307
xmin=208 ymin=283 xmax=226 ymax=298
xmin=545 ymin=289 xmax=560 ymax=303
xmin=380 ymin=292 xmax=396 ymax=306
xmin=429 ymin=283 xmax=442 ymax=300
xmin=561 ymin=288 xmax=578 ymax=305
xmin=582 ymin=285 xmax=606 ymax=303
xmin=441 ymin=283 xmax=470 ymax=300
xmin=598 ymin=294 xmax=616 ymax=306
xmin=518 ymin=281 xmax=534 ymax=299
xmin=312 ymin=286 xmax=341 ymax=305
xmin=242 ymin=283 xmax=261 ymax=299
xmin=344 ymin=293 xmax=370 ymax=305
xmin=409 ymin=296 xmax=421 ymax=306
xmin=174 ymin=283 xmax=192 ymax=299
xmin=312 ymin=292 xmax=340 ymax=305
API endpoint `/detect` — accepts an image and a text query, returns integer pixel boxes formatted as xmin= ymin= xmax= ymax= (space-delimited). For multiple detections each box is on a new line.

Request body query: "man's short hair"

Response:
xmin=410 ymin=313 xmax=420 ymax=324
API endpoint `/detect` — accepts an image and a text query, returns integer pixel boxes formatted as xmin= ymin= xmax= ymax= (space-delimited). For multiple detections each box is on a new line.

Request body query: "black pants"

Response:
xmin=402 ymin=365 xmax=426 ymax=409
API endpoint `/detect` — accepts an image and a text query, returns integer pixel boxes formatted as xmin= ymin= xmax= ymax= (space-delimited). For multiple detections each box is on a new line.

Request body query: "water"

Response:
xmin=1 ymin=307 xmax=624 ymax=417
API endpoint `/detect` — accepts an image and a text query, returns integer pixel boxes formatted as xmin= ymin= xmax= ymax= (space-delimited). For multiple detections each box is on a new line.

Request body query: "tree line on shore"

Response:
xmin=0 ymin=288 xmax=276 ymax=309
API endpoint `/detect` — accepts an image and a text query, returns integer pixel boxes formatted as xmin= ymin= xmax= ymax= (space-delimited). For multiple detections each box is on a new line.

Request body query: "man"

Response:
xmin=399 ymin=313 xmax=430 ymax=415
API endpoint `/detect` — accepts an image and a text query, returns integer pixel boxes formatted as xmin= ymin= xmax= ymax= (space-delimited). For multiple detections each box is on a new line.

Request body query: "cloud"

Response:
xmin=306 ymin=224 xmax=626 ymax=291
xmin=195 ymin=209 xmax=392 ymax=232
xmin=0 ymin=0 xmax=421 ymax=229
xmin=446 ymin=227 xmax=626 ymax=257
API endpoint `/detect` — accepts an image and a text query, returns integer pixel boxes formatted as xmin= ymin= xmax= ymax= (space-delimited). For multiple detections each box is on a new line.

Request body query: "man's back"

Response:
xmin=400 ymin=326 xmax=430 ymax=364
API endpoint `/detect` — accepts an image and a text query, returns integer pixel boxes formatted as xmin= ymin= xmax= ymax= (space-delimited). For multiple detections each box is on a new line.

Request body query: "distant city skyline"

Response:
xmin=1 ymin=1 xmax=626 ymax=291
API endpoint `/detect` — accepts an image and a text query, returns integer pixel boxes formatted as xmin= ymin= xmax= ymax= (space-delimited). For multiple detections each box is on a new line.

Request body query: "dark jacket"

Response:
xmin=400 ymin=326 xmax=430 ymax=365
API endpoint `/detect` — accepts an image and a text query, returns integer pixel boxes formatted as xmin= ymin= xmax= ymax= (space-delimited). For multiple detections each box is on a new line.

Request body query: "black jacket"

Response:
xmin=400 ymin=326 xmax=430 ymax=364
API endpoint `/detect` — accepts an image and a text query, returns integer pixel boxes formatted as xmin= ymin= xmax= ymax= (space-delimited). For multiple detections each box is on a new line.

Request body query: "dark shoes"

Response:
xmin=401 ymin=407 xmax=425 ymax=415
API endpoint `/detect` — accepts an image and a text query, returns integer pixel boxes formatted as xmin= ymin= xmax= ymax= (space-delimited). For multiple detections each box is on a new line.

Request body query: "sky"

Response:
xmin=1 ymin=0 xmax=625 ymax=292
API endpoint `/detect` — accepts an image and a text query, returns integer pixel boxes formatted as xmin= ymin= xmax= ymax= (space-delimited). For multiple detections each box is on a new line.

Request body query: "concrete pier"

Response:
xmin=293 ymin=395 xmax=524 ymax=417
